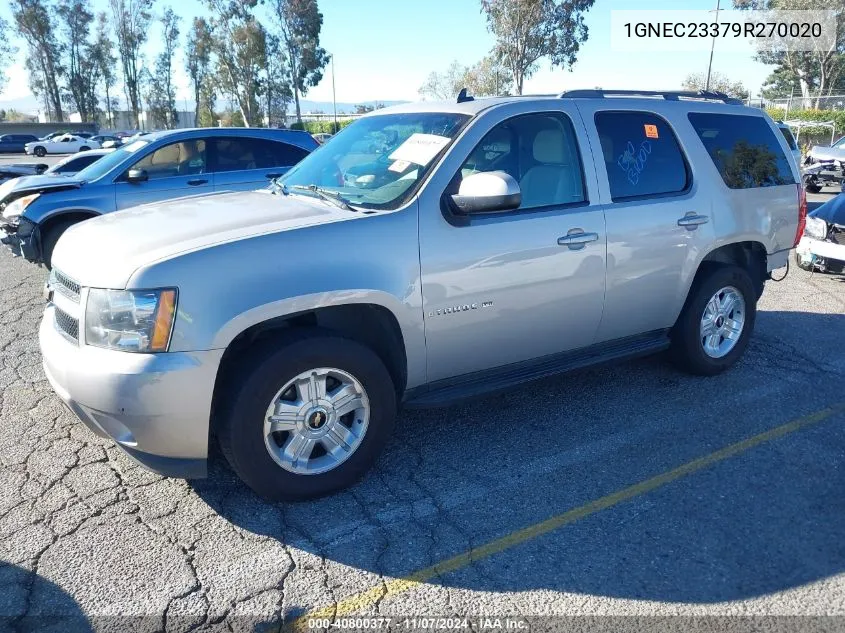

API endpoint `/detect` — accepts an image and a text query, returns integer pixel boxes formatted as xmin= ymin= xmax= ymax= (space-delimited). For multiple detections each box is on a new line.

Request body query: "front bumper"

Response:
xmin=0 ymin=218 xmax=40 ymax=262
xmin=796 ymin=235 xmax=845 ymax=267
xmin=39 ymin=305 xmax=225 ymax=478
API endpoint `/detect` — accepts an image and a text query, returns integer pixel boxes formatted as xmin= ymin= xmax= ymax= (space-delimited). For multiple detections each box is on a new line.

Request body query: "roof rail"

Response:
xmin=559 ymin=89 xmax=743 ymax=105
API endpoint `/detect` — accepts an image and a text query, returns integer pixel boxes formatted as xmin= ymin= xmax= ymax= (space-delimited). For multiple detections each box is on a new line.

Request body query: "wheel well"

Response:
xmin=700 ymin=241 xmax=767 ymax=297
xmin=41 ymin=211 xmax=98 ymax=238
xmin=211 ymin=304 xmax=408 ymax=427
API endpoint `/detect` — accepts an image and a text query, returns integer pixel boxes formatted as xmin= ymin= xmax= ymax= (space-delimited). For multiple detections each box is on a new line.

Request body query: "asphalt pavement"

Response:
xmin=0 ymin=168 xmax=844 ymax=632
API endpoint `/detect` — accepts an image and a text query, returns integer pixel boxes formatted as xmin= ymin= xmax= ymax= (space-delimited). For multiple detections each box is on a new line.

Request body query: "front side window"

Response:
xmin=457 ymin=112 xmax=586 ymax=210
xmin=280 ymin=112 xmax=469 ymax=210
xmin=129 ymin=139 xmax=207 ymax=180
xmin=595 ymin=111 xmax=689 ymax=201
xmin=688 ymin=113 xmax=795 ymax=189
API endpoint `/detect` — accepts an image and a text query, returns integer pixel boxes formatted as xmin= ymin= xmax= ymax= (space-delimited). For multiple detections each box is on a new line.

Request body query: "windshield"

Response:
xmin=75 ymin=140 xmax=149 ymax=181
xmin=279 ymin=112 xmax=470 ymax=209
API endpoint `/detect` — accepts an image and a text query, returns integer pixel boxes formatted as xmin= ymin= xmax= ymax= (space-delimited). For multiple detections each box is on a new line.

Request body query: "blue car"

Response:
xmin=0 ymin=127 xmax=318 ymax=267
xmin=0 ymin=134 xmax=40 ymax=153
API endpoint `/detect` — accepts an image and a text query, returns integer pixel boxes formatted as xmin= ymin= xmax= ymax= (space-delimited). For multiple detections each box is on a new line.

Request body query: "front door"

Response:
xmin=115 ymin=138 xmax=211 ymax=209
xmin=418 ymin=108 xmax=607 ymax=382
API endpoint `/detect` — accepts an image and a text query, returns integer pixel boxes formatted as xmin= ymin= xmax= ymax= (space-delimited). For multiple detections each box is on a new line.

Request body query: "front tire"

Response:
xmin=33 ymin=146 xmax=46 ymax=157
xmin=670 ymin=264 xmax=757 ymax=376
xmin=217 ymin=333 xmax=397 ymax=501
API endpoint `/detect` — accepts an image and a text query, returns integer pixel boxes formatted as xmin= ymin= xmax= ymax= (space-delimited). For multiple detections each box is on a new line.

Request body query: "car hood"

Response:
xmin=809 ymin=145 xmax=845 ymax=161
xmin=51 ymin=189 xmax=354 ymax=288
xmin=810 ymin=193 xmax=845 ymax=226
xmin=0 ymin=174 xmax=82 ymax=202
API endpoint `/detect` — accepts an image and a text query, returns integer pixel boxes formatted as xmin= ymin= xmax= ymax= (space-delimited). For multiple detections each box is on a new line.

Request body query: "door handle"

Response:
xmin=187 ymin=178 xmax=208 ymax=186
xmin=557 ymin=230 xmax=599 ymax=249
xmin=265 ymin=172 xmax=284 ymax=179
xmin=677 ymin=212 xmax=709 ymax=230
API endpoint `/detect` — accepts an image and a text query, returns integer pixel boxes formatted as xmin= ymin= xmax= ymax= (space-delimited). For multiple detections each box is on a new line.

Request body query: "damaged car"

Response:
xmin=795 ymin=193 xmax=845 ymax=273
xmin=1 ymin=127 xmax=317 ymax=268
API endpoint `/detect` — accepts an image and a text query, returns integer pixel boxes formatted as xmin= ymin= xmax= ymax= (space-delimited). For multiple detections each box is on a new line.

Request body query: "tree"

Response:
xmin=264 ymin=34 xmax=293 ymax=127
xmin=464 ymin=55 xmax=513 ymax=96
xmin=186 ymin=17 xmax=213 ymax=126
xmin=419 ymin=60 xmax=468 ymax=100
xmin=12 ymin=0 xmax=65 ymax=122
xmin=57 ymin=0 xmax=101 ymax=122
xmin=0 ymin=19 xmax=17 ymax=95
xmin=110 ymin=0 xmax=155 ymax=128
xmin=733 ymin=0 xmax=845 ymax=107
xmin=682 ymin=71 xmax=749 ymax=99
xmin=93 ymin=12 xmax=118 ymax=128
xmin=269 ymin=0 xmax=329 ymax=124
xmin=206 ymin=0 xmax=267 ymax=127
xmin=480 ymin=0 xmax=595 ymax=95
xmin=146 ymin=7 xmax=180 ymax=128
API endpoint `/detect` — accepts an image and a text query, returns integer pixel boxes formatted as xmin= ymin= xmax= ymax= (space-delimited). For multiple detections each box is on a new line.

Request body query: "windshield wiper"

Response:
xmin=288 ymin=184 xmax=357 ymax=211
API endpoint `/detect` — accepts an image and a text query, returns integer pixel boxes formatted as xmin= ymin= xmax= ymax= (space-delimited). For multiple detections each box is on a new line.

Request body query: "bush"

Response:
xmin=289 ymin=119 xmax=355 ymax=134
xmin=765 ymin=108 xmax=844 ymax=150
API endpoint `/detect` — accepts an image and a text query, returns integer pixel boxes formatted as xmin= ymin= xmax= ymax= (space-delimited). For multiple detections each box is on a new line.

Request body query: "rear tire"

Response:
xmin=670 ymin=264 xmax=757 ymax=376
xmin=41 ymin=218 xmax=80 ymax=270
xmin=217 ymin=333 xmax=397 ymax=501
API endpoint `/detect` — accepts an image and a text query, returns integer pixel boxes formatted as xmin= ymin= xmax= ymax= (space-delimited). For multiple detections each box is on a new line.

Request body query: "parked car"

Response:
xmin=795 ymin=192 xmax=845 ymax=273
xmin=775 ymin=121 xmax=801 ymax=169
xmin=1 ymin=127 xmax=317 ymax=266
xmin=90 ymin=135 xmax=122 ymax=148
xmin=34 ymin=90 xmax=802 ymax=500
xmin=42 ymin=149 xmax=113 ymax=177
xmin=0 ymin=134 xmax=40 ymax=153
xmin=24 ymin=134 xmax=101 ymax=157
xmin=0 ymin=163 xmax=49 ymax=184
xmin=806 ymin=136 xmax=845 ymax=166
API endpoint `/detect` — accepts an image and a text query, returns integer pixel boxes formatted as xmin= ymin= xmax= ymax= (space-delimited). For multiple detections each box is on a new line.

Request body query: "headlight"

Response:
xmin=2 ymin=193 xmax=40 ymax=223
xmin=85 ymin=288 xmax=177 ymax=352
xmin=804 ymin=216 xmax=827 ymax=240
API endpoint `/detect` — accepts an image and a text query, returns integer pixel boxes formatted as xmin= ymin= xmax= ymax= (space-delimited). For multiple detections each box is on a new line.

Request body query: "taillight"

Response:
xmin=794 ymin=182 xmax=807 ymax=247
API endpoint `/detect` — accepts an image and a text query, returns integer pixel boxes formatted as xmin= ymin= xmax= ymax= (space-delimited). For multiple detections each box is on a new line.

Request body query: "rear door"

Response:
xmin=577 ymin=105 xmax=714 ymax=343
xmin=114 ymin=138 xmax=212 ymax=209
xmin=211 ymin=137 xmax=311 ymax=192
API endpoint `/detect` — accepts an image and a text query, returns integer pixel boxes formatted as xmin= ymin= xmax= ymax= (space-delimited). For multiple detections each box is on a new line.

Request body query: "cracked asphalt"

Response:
xmin=1 ymin=180 xmax=845 ymax=632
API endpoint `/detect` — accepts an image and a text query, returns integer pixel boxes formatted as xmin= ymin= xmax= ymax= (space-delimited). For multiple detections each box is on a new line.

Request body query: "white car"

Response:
xmin=43 ymin=149 xmax=113 ymax=176
xmin=795 ymin=193 xmax=845 ymax=273
xmin=24 ymin=134 xmax=101 ymax=157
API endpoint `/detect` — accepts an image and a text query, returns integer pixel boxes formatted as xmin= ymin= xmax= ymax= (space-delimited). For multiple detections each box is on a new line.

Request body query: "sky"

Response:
xmin=0 ymin=0 xmax=773 ymax=112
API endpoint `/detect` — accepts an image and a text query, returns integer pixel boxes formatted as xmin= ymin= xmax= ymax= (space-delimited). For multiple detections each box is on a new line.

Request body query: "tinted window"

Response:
xmin=458 ymin=112 xmax=586 ymax=209
xmin=129 ymin=139 xmax=207 ymax=180
xmin=688 ymin=113 xmax=795 ymax=189
xmin=777 ymin=125 xmax=797 ymax=150
xmin=595 ymin=111 xmax=689 ymax=201
xmin=213 ymin=137 xmax=309 ymax=173
xmin=54 ymin=154 xmax=100 ymax=173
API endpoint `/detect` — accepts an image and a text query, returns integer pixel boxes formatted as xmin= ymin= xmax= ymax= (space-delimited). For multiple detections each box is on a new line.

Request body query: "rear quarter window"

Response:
xmin=688 ymin=113 xmax=796 ymax=189
xmin=595 ymin=111 xmax=689 ymax=201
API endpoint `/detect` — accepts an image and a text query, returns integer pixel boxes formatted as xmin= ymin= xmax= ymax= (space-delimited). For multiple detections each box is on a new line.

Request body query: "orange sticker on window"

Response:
xmin=644 ymin=124 xmax=659 ymax=139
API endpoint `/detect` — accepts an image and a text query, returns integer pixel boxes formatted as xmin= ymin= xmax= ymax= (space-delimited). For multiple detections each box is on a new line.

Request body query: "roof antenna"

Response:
xmin=456 ymin=88 xmax=474 ymax=103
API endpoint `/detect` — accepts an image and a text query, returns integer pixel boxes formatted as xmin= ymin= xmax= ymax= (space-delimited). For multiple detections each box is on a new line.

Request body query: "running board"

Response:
xmin=404 ymin=330 xmax=671 ymax=408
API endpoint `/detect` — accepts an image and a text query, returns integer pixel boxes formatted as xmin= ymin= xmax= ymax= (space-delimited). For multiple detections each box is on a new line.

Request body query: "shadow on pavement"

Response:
xmin=0 ymin=563 xmax=91 ymax=632
xmin=192 ymin=310 xmax=845 ymax=606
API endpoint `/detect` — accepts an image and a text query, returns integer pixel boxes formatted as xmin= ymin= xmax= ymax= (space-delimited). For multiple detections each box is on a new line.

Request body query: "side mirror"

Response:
xmin=450 ymin=171 xmax=521 ymax=214
xmin=126 ymin=168 xmax=148 ymax=183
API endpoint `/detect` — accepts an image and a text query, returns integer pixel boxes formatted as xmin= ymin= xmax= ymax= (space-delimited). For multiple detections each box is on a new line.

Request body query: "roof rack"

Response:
xmin=559 ymin=89 xmax=743 ymax=105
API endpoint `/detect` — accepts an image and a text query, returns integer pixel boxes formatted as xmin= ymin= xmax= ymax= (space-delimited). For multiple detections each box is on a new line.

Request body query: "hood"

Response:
xmin=0 ymin=174 xmax=82 ymax=204
xmin=51 ymin=189 xmax=353 ymax=288
xmin=810 ymin=192 xmax=845 ymax=226
xmin=810 ymin=145 xmax=845 ymax=160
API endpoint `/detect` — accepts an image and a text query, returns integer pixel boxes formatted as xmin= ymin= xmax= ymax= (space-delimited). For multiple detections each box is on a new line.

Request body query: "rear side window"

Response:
xmin=688 ymin=113 xmax=795 ymax=189
xmin=777 ymin=125 xmax=797 ymax=151
xmin=213 ymin=137 xmax=310 ymax=172
xmin=595 ymin=111 xmax=689 ymax=201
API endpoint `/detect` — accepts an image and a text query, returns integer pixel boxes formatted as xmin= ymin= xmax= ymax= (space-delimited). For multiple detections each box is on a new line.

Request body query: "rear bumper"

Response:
xmin=39 ymin=305 xmax=225 ymax=478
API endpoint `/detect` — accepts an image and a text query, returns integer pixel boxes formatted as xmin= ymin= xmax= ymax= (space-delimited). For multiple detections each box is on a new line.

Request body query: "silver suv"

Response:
xmin=39 ymin=90 xmax=804 ymax=500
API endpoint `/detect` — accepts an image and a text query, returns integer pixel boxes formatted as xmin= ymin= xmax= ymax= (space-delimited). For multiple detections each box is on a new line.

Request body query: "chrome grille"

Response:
xmin=54 ymin=306 xmax=79 ymax=342
xmin=52 ymin=269 xmax=80 ymax=303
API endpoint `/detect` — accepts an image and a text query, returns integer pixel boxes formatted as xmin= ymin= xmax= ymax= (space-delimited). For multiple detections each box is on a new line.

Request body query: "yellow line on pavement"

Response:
xmin=293 ymin=403 xmax=845 ymax=628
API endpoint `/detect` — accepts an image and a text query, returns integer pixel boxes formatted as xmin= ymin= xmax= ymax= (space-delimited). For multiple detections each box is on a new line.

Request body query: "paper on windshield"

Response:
xmin=389 ymin=133 xmax=450 ymax=166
